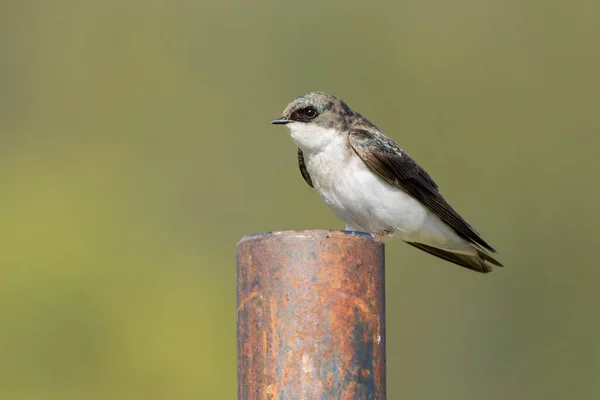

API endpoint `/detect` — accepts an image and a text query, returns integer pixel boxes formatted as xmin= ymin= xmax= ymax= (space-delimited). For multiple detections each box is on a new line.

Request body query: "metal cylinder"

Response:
xmin=236 ymin=230 xmax=386 ymax=400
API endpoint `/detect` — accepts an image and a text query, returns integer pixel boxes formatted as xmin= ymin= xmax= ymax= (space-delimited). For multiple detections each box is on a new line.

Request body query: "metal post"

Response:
xmin=236 ymin=230 xmax=386 ymax=400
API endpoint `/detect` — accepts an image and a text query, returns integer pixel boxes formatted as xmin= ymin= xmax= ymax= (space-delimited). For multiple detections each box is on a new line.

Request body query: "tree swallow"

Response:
xmin=272 ymin=92 xmax=502 ymax=273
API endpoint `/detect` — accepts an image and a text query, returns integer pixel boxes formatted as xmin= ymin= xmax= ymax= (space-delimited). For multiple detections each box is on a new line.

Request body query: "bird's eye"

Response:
xmin=303 ymin=107 xmax=318 ymax=119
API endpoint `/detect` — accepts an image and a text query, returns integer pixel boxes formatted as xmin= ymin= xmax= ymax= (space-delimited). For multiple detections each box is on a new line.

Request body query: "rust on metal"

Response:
xmin=236 ymin=230 xmax=386 ymax=400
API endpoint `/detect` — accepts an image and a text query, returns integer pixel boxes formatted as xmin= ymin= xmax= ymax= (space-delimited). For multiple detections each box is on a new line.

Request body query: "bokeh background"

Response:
xmin=1 ymin=0 xmax=598 ymax=399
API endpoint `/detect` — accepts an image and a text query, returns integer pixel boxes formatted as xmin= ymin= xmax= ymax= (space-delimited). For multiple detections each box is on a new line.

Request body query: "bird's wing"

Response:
xmin=348 ymin=128 xmax=496 ymax=253
xmin=297 ymin=148 xmax=313 ymax=188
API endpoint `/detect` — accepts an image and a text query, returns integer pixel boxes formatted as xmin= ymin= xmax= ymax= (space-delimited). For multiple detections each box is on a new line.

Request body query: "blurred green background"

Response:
xmin=1 ymin=0 xmax=598 ymax=399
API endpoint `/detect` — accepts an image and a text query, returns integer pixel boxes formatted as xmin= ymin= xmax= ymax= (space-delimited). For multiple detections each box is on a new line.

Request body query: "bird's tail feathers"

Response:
xmin=405 ymin=242 xmax=503 ymax=273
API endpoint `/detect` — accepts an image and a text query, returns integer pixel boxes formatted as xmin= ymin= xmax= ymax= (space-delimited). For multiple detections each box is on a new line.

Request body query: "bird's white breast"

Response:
xmin=289 ymin=123 xmax=465 ymax=249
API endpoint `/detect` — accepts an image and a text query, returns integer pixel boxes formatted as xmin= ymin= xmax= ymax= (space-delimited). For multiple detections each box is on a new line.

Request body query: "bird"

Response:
xmin=271 ymin=92 xmax=502 ymax=273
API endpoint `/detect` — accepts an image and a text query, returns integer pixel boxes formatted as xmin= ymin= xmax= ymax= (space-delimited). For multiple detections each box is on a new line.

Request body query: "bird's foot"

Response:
xmin=373 ymin=228 xmax=394 ymax=240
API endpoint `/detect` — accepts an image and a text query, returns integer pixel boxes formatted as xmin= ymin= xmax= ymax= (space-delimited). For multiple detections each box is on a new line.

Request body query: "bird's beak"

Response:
xmin=271 ymin=117 xmax=291 ymax=125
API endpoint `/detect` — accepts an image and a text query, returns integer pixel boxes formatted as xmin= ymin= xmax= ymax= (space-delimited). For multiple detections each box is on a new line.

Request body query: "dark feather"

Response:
xmin=348 ymin=129 xmax=497 ymax=253
xmin=297 ymin=148 xmax=313 ymax=188
xmin=406 ymin=242 xmax=502 ymax=273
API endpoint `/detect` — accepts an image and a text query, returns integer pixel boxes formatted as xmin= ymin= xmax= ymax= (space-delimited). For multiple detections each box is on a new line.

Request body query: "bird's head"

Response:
xmin=272 ymin=92 xmax=356 ymax=151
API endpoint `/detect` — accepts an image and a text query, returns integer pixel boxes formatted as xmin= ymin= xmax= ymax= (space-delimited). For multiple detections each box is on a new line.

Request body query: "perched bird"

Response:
xmin=272 ymin=92 xmax=502 ymax=273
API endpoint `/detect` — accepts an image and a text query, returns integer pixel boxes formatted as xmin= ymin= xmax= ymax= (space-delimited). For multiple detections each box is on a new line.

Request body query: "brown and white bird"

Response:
xmin=272 ymin=92 xmax=502 ymax=273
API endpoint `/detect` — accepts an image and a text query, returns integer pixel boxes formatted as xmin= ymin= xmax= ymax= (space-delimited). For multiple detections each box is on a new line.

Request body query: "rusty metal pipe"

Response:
xmin=236 ymin=230 xmax=386 ymax=400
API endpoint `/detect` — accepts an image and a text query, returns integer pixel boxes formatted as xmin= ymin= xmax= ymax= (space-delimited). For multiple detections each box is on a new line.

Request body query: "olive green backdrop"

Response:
xmin=1 ymin=1 xmax=598 ymax=399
